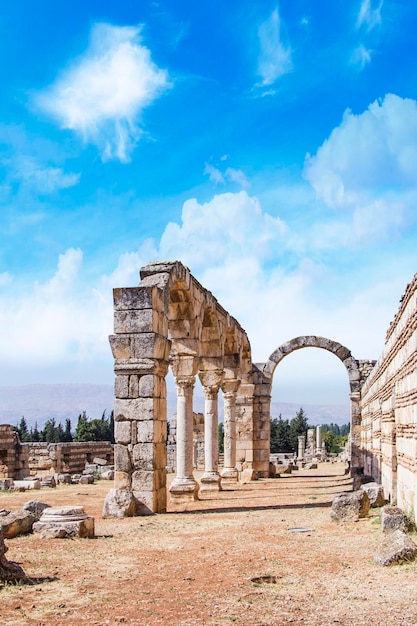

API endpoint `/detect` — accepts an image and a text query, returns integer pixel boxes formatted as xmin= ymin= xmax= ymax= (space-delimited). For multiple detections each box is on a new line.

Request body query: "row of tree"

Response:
xmin=270 ymin=409 xmax=349 ymax=454
xmin=14 ymin=411 xmax=115 ymax=444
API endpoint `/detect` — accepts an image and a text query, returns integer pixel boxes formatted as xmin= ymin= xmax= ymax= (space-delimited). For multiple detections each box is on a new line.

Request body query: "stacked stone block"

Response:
xmin=361 ymin=273 xmax=417 ymax=517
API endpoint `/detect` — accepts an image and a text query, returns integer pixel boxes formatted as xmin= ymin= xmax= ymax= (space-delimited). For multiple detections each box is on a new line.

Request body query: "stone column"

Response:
xmin=169 ymin=375 xmax=199 ymax=502
xmin=316 ymin=425 xmax=321 ymax=450
xmin=221 ymin=379 xmax=240 ymax=483
xmin=199 ymin=380 xmax=222 ymax=493
xmin=297 ymin=435 xmax=305 ymax=462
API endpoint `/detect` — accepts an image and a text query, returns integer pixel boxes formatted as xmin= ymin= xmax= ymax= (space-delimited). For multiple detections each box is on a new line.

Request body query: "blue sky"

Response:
xmin=0 ymin=0 xmax=416 ymax=406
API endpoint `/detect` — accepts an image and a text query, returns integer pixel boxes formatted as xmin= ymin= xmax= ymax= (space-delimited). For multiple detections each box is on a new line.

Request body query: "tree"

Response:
xmin=62 ymin=418 xmax=73 ymax=443
xmin=218 ymin=422 xmax=224 ymax=453
xmin=16 ymin=417 xmax=30 ymax=442
xmin=289 ymin=408 xmax=309 ymax=452
xmin=270 ymin=415 xmax=291 ymax=453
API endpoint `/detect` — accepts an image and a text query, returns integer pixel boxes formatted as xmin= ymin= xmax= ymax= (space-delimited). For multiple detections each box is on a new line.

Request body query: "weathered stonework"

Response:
xmin=0 ymin=427 xmax=114 ymax=481
xmin=361 ymin=273 xmax=417 ymax=519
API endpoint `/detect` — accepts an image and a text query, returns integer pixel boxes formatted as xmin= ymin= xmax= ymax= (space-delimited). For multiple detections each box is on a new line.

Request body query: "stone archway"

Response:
xmin=252 ymin=336 xmax=367 ymax=476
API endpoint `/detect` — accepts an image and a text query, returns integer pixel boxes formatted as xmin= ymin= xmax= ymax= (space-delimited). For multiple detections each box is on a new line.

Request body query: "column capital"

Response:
xmin=174 ymin=375 xmax=195 ymax=397
xmin=198 ymin=369 xmax=224 ymax=392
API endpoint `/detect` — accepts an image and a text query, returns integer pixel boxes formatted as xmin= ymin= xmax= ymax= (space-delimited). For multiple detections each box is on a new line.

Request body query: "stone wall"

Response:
xmin=361 ymin=273 xmax=417 ymax=518
xmin=0 ymin=425 xmax=114 ymax=479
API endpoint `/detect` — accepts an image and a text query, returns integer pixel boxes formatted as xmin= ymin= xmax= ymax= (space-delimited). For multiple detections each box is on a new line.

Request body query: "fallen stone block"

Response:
xmin=79 ymin=474 xmax=95 ymax=485
xmin=93 ymin=457 xmax=108 ymax=466
xmin=0 ymin=479 xmax=13 ymax=490
xmin=40 ymin=476 xmax=56 ymax=489
xmin=13 ymin=479 xmax=41 ymax=490
xmin=353 ymin=474 xmax=374 ymax=491
xmin=240 ymin=468 xmax=258 ymax=484
xmin=360 ymin=482 xmax=386 ymax=508
xmin=381 ymin=506 xmax=410 ymax=534
xmin=375 ymin=530 xmax=417 ymax=566
xmin=1 ymin=510 xmax=36 ymax=539
xmin=22 ymin=501 xmax=51 ymax=522
xmin=305 ymin=463 xmax=318 ymax=470
xmin=33 ymin=506 xmax=95 ymax=538
xmin=330 ymin=491 xmax=370 ymax=522
xmin=56 ymin=473 xmax=71 ymax=485
xmin=101 ymin=469 xmax=114 ymax=480
xmin=103 ymin=488 xmax=142 ymax=518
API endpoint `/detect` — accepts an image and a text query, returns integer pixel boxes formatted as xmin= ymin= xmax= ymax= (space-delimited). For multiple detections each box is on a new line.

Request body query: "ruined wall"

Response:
xmin=361 ymin=273 xmax=417 ymax=518
xmin=0 ymin=427 xmax=113 ymax=479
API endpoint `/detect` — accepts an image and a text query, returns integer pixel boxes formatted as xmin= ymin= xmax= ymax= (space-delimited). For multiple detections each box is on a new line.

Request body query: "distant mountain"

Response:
xmin=0 ymin=383 xmax=350 ymax=430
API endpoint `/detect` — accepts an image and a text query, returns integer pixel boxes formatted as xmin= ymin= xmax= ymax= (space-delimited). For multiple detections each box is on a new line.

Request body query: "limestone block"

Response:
xmin=132 ymin=443 xmax=154 ymax=471
xmin=129 ymin=375 xmax=139 ymax=398
xmin=114 ymin=471 xmax=132 ymax=490
xmin=22 ymin=501 xmax=51 ymax=522
xmin=13 ymin=479 xmax=41 ymax=490
xmin=110 ymin=336 xmax=132 ymax=359
xmin=375 ymin=530 xmax=417 ymax=566
xmin=115 ymin=421 xmax=132 ymax=445
xmin=114 ymin=444 xmax=132 ymax=473
xmin=353 ymin=474 xmax=374 ymax=490
xmin=241 ymin=468 xmax=258 ymax=483
xmin=113 ymin=286 xmax=154 ymax=311
xmin=139 ymin=374 xmax=157 ymax=397
xmin=114 ymin=397 xmax=155 ymax=422
xmin=132 ymin=333 xmax=170 ymax=360
xmin=381 ymin=506 xmax=410 ymax=534
xmin=132 ymin=470 xmax=154 ymax=492
xmin=114 ymin=308 xmax=155 ymax=334
xmin=101 ymin=469 xmax=114 ymax=480
xmin=136 ymin=421 xmax=154 ymax=444
xmin=115 ymin=374 xmax=129 ymax=398
xmin=1 ymin=510 xmax=36 ymax=538
xmin=330 ymin=491 xmax=370 ymax=522
xmin=79 ymin=475 xmax=94 ymax=485
xmin=360 ymin=482 xmax=386 ymax=507
xmin=102 ymin=488 xmax=140 ymax=518
xmin=0 ymin=479 xmax=13 ymax=490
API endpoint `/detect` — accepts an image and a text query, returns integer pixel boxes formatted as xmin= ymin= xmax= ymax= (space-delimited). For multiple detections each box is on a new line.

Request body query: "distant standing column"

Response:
xmin=199 ymin=371 xmax=224 ymax=493
xmin=221 ymin=379 xmax=241 ymax=483
xmin=297 ymin=435 xmax=306 ymax=462
xmin=316 ymin=425 xmax=322 ymax=451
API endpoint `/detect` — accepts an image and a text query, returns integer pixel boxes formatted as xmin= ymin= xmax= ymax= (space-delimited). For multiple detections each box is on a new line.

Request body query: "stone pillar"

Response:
xmin=169 ymin=374 xmax=199 ymax=502
xmin=316 ymin=425 xmax=322 ymax=451
xmin=199 ymin=372 xmax=223 ymax=493
xmin=221 ymin=379 xmax=240 ymax=483
xmin=297 ymin=435 xmax=305 ymax=461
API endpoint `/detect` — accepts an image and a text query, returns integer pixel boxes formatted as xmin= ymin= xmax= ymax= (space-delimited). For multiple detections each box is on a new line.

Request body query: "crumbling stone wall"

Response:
xmin=361 ymin=273 xmax=417 ymax=517
xmin=0 ymin=427 xmax=113 ymax=479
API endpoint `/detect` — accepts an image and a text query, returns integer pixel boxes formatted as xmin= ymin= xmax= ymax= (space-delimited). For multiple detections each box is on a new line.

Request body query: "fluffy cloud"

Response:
xmin=0 ymin=248 xmax=112 ymax=370
xmin=304 ymin=94 xmax=417 ymax=242
xmin=256 ymin=8 xmax=293 ymax=87
xmin=36 ymin=23 xmax=169 ymax=162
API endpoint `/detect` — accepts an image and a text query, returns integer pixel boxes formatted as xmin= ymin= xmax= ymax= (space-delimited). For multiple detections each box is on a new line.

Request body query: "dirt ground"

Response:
xmin=1 ymin=463 xmax=417 ymax=626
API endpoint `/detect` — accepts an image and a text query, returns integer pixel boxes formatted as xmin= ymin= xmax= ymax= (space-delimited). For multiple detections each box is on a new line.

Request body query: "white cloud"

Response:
xmin=256 ymin=8 xmax=293 ymax=87
xmin=36 ymin=23 xmax=169 ymax=162
xmin=10 ymin=156 xmax=80 ymax=193
xmin=304 ymin=94 xmax=417 ymax=242
xmin=356 ymin=0 xmax=383 ymax=31
xmin=0 ymin=273 xmax=13 ymax=287
xmin=203 ymin=163 xmax=225 ymax=184
xmin=350 ymin=44 xmax=372 ymax=70
xmin=204 ymin=163 xmax=250 ymax=188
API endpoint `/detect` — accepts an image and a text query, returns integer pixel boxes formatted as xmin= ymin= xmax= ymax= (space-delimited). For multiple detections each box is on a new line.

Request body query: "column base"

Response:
xmin=169 ymin=477 xmax=199 ymax=503
xmin=200 ymin=471 xmax=222 ymax=493
xmin=220 ymin=467 xmax=238 ymax=483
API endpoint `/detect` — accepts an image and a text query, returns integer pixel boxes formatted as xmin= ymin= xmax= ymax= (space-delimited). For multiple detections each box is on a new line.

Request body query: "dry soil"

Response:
xmin=1 ymin=463 xmax=417 ymax=626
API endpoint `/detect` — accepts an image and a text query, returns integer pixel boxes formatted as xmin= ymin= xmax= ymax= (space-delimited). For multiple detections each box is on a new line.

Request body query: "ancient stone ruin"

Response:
xmin=103 ymin=260 xmax=385 ymax=518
